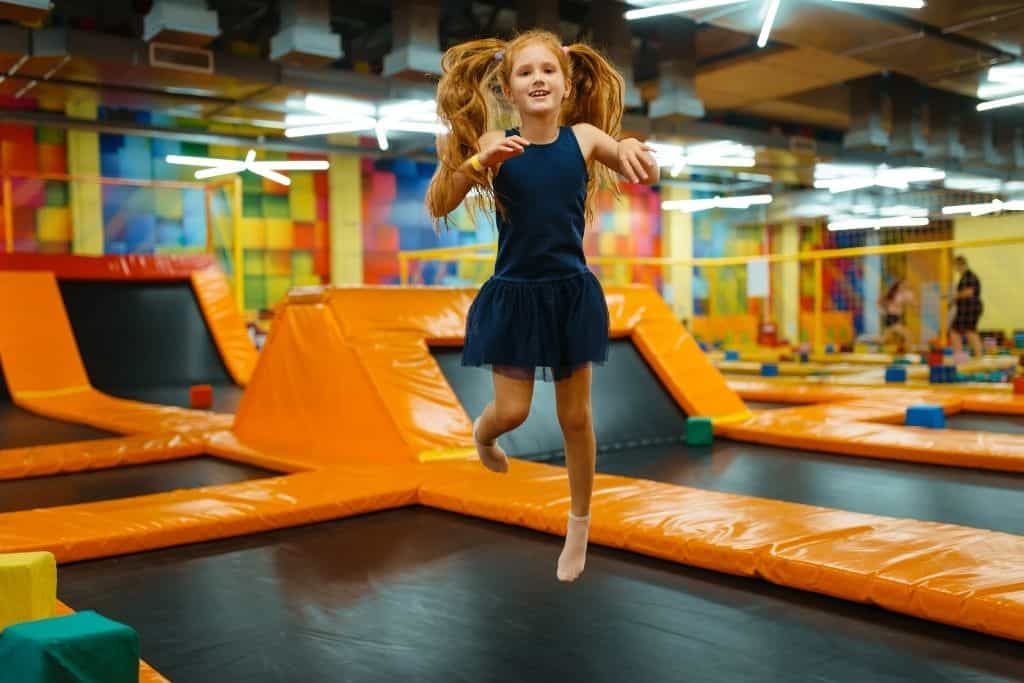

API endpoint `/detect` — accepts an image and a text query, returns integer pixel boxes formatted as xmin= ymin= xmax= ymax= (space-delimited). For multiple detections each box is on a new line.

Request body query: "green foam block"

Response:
xmin=686 ymin=416 xmax=714 ymax=446
xmin=0 ymin=611 xmax=139 ymax=683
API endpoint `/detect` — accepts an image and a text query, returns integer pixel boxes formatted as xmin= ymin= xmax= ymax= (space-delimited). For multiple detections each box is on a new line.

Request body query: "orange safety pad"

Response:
xmin=0 ymin=433 xmax=205 ymax=481
xmin=0 ymin=253 xmax=216 ymax=281
xmin=720 ymin=412 xmax=1024 ymax=472
xmin=962 ymin=392 xmax=1024 ymax=416
xmin=202 ymin=429 xmax=313 ymax=473
xmin=190 ymin=268 xmax=258 ymax=386
xmin=632 ymin=318 xmax=749 ymax=420
xmin=420 ymin=459 xmax=1024 ymax=642
xmin=0 ymin=464 xmax=423 ymax=564
xmin=0 ymin=272 xmax=91 ymax=393
xmin=234 ymin=285 xmax=747 ymax=465
xmin=54 ymin=602 xmax=170 ymax=683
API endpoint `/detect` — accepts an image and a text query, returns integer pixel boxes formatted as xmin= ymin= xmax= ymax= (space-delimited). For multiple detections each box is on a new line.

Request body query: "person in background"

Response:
xmin=878 ymin=278 xmax=914 ymax=352
xmin=950 ymin=255 xmax=984 ymax=357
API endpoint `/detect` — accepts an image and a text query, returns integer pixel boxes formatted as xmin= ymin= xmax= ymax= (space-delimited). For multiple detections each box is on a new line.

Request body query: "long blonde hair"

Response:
xmin=425 ymin=29 xmax=625 ymax=229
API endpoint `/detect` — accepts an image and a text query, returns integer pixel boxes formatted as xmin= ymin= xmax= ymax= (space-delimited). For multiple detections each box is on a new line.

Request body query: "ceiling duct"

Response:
xmin=143 ymin=0 xmax=220 ymax=47
xmin=926 ymin=91 xmax=965 ymax=163
xmin=382 ymin=0 xmax=443 ymax=79
xmin=888 ymin=74 xmax=925 ymax=157
xmin=648 ymin=19 xmax=704 ymax=120
xmin=843 ymin=76 xmax=887 ymax=151
xmin=270 ymin=0 xmax=342 ymax=67
xmin=0 ymin=0 xmax=50 ymax=25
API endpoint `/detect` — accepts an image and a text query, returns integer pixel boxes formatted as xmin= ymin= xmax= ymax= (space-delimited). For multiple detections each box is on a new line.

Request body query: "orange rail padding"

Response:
xmin=190 ymin=268 xmax=258 ymax=385
xmin=0 ymin=253 xmax=216 ymax=281
xmin=0 ymin=433 xmax=206 ymax=481
xmin=234 ymin=285 xmax=746 ymax=466
xmin=0 ymin=271 xmax=232 ymax=435
xmin=0 ymin=465 xmax=423 ymax=564
xmin=419 ymin=459 xmax=1024 ymax=642
xmin=55 ymin=601 xmax=170 ymax=683
xmin=720 ymin=412 xmax=1024 ymax=472
xmin=4 ymin=458 xmax=1024 ymax=641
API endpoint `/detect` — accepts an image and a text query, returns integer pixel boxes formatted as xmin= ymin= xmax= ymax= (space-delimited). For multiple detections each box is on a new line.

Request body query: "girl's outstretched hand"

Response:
xmin=478 ymin=135 xmax=531 ymax=168
xmin=617 ymin=138 xmax=657 ymax=184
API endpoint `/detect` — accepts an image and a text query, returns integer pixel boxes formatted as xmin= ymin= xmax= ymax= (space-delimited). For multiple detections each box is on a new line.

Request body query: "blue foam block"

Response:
xmin=698 ymin=341 xmax=709 ymax=352
xmin=760 ymin=363 xmax=779 ymax=377
xmin=906 ymin=405 xmax=945 ymax=429
xmin=825 ymin=344 xmax=836 ymax=353
xmin=724 ymin=350 xmax=740 ymax=361
xmin=884 ymin=366 xmax=907 ymax=383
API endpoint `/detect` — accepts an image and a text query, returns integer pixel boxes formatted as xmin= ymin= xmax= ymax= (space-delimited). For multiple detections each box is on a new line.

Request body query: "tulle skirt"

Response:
xmin=462 ymin=270 xmax=609 ymax=381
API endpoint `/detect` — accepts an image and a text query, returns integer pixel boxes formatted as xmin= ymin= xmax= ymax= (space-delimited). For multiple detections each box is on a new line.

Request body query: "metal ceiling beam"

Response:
xmin=812 ymin=0 xmax=1019 ymax=62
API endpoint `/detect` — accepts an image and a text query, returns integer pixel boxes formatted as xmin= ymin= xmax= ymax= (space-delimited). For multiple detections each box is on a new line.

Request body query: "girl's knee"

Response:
xmin=558 ymin=406 xmax=593 ymax=434
xmin=494 ymin=403 xmax=530 ymax=432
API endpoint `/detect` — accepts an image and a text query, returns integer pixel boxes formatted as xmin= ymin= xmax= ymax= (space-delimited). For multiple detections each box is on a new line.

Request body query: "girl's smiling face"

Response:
xmin=506 ymin=42 xmax=568 ymax=117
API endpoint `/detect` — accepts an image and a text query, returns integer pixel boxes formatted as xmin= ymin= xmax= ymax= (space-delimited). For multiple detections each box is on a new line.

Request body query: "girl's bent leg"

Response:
xmin=554 ymin=365 xmax=595 ymax=582
xmin=473 ymin=369 xmax=534 ymax=473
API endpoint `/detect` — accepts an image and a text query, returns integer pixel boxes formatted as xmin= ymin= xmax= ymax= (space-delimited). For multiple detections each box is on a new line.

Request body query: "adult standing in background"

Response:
xmin=950 ymin=255 xmax=983 ymax=357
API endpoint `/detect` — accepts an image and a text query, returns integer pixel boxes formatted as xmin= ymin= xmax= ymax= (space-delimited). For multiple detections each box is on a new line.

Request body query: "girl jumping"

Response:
xmin=426 ymin=30 xmax=659 ymax=582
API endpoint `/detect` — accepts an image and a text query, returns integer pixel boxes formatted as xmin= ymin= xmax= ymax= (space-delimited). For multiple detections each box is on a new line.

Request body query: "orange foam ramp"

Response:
xmin=0 ymin=271 xmax=230 ymax=435
xmin=420 ymin=459 xmax=1024 ymax=642
xmin=233 ymin=285 xmax=748 ymax=466
xmin=54 ymin=602 xmax=169 ymax=683
xmin=190 ymin=267 xmax=258 ymax=386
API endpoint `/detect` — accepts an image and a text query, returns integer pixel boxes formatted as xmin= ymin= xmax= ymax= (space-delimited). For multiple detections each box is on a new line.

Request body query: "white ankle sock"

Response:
xmin=557 ymin=512 xmax=590 ymax=582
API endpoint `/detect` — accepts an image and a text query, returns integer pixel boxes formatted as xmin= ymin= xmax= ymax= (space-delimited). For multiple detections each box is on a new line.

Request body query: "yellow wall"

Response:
xmin=65 ymin=91 xmax=103 ymax=255
xmin=328 ymin=153 xmax=362 ymax=285
xmin=952 ymin=215 xmax=1024 ymax=334
xmin=661 ymin=185 xmax=692 ymax=320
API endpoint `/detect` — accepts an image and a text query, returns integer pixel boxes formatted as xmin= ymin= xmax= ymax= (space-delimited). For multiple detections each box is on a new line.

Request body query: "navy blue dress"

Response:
xmin=462 ymin=126 xmax=610 ymax=381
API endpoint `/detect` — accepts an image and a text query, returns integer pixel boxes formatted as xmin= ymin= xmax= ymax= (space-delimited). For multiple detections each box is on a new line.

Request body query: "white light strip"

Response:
xmin=625 ymin=0 xmax=748 ymax=20
xmin=828 ymin=216 xmax=929 ymax=231
xmin=758 ymin=0 xmax=781 ymax=47
xmin=978 ymin=93 xmax=1024 ymax=111
xmin=942 ymin=199 xmax=1024 ymax=216
xmin=831 ymin=0 xmax=924 ymax=8
xmin=165 ymin=149 xmax=329 ymax=187
xmin=662 ymin=194 xmax=773 ymax=213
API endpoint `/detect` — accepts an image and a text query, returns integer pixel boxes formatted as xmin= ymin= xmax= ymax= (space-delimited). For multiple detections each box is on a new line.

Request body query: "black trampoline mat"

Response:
xmin=947 ymin=412 xmax=1024 ymax=436
xmin=58 ymin=280 xmax=233 ymax=391
xmin=0 ymin=456 xmax=276 ymax=513
xmin=57 ymin=507 xmax=1024 ymax=683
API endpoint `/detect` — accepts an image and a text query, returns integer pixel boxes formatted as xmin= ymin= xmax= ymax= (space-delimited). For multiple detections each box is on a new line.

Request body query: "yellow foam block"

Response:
xmin=265 ymin=219 xmax=293 ymax=249
xmin=36 ymin=208 xmax=71 ymax=242
xmin=241 ymin=217 xmax=266 ymax=248
xmin=0 ymin=552 xmax=56 ymax=632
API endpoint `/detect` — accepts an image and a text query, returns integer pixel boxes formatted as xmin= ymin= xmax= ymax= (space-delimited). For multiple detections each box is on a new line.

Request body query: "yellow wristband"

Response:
xmin=469 ymin=155 xmax=484 ymax=172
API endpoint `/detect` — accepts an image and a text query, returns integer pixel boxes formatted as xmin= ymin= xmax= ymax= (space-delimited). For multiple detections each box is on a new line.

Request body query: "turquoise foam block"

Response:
xmin=0 ymin=611 xmax=139 ymax=683
xmin=686 ymin=416 xmax=714 ymax=446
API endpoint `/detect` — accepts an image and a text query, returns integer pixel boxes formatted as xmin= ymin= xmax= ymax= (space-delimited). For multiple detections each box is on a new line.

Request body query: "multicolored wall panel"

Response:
xmin=361 ymin=156 xmax=662 ymax=287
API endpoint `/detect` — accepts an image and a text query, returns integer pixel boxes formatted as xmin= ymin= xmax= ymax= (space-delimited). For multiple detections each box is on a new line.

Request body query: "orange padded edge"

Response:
xmin=0 ymin=465 xmax=423 ymax=563
xmin=0 ymin=253 xmax=215 ymax=281
xmin=55 ymin=602 xmax=170 ymax=683
xmin=0 ymin=433 xmax=206 ymax=481
xmin=0 ymin=271 xmax=232 ymax=435
xmin=419 ymin=459 xmax=1024 ymax=642
xmin=720 ymin=411 xmax=1024 ymax=471
xmin=190 ymin=268 xmax=258 ymax=386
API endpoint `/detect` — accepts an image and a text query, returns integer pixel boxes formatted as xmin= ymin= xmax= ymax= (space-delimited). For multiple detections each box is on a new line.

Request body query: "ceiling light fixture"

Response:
xmin=828 ymin=215 xmax=929 ymax=231
xmin=624 ymin=0 xmax=748 ymax=20
xmin=758 ymin=0 xmax=781 ymax=47
xmin=285 ymin=95 xmax=446 ymax=149
xmin=662 ymin=194 xmax=773 ymax=213
xmin=165 ymin=150 xmax=329 ymax=187
xmin=942 ymin=199 xmax=1024 ymax=217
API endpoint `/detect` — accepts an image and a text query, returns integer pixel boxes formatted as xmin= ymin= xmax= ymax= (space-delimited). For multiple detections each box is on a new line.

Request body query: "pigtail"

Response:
xmin=561 ymin=43 xmax=626 ymax=226
xmin=425 ymin=38 xmax=506 ymax=228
